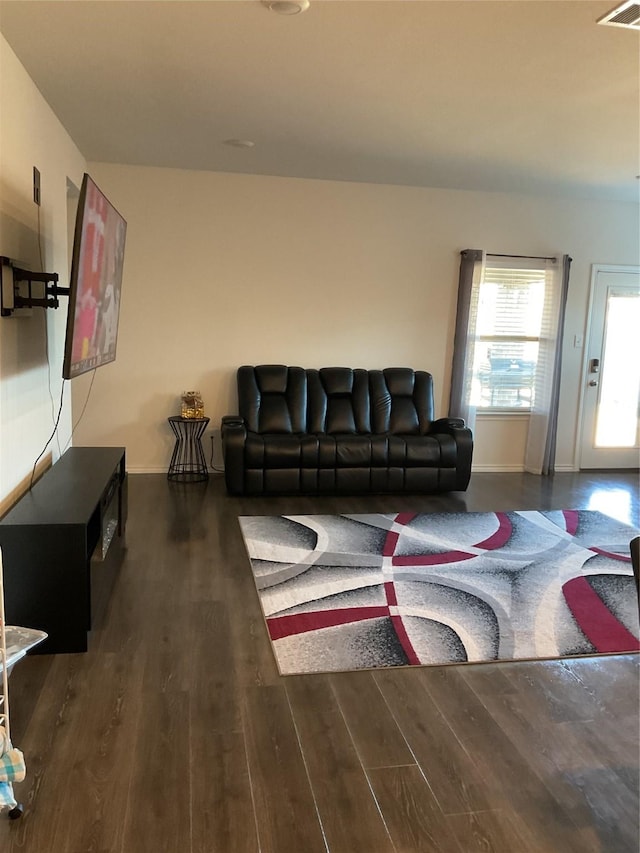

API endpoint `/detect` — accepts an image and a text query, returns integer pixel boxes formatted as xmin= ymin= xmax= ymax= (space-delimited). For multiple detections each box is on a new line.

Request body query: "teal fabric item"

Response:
xmin=0 ymin=726 xmax=25 ymax=809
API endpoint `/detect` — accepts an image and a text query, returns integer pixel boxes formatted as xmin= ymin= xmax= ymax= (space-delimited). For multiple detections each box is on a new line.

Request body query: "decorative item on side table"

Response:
xmin=168 ymin=392 xmax=209 ymax=482
xmin=181 ymin=390 xmax=204 ymax=419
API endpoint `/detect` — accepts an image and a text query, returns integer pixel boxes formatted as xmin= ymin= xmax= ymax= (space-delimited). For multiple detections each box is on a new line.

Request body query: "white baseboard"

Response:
xmin=127 ymin=466 xmax=224 ymax=475
xmin=129 ymin=464 xmax=576 ymax=476
xmin=472 ymin=464 xmax=580 ymax=474
xmin=471 ymin=464 xmax=525 ymax=473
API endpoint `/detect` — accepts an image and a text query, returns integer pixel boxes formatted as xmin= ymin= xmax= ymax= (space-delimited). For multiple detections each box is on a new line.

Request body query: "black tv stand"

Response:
xmin=0 ymin=447 xmax=127 ymax=654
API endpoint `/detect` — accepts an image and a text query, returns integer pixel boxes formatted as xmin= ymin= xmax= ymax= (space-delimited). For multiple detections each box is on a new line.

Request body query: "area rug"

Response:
xmin=238 ymin=510 xmax=640 ymax=675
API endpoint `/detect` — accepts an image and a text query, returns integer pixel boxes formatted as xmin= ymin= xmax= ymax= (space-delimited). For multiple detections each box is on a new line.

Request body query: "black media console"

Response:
xmin=0 ymin=447 xmax=127 ymax=654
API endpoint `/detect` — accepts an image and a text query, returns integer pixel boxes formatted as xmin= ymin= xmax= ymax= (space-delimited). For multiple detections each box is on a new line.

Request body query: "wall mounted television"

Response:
xmin=62 ymin=174 xmax=127 ymax=380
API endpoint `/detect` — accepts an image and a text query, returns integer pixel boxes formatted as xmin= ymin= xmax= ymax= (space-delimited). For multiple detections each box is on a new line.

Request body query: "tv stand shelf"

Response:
xmin=0 ymin=447 xmax=127 ymax=654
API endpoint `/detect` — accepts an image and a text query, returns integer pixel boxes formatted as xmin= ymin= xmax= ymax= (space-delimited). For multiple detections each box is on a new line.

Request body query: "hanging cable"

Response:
xmin=36 ymin=202 xmax=62 ymax=456
xmin=209 ymin=434 xmax=225 ymax=473
xmin=30 ymin=381 xmax=65 ymax=489
xmin=62 ymin=369 xmax=97 ymax=454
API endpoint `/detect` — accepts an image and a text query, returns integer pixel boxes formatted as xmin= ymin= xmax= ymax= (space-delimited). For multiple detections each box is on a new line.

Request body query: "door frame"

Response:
xmin=575 ymin=263 xmax=640 ymax=470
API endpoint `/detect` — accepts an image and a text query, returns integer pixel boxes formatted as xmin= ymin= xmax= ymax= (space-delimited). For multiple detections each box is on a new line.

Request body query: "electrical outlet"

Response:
xmin=33 ymin=166 xmax=41 ymax=206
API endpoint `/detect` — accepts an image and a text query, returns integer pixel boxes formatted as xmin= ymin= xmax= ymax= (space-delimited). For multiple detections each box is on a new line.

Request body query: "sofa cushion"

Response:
xmin=370 ymin=368 xmax=434 ymax=435
xmin=238 ymin=364 xmax=307 ymax=434
xmin=387 ymin=434 xmax=457 ymax=467
xmin=307 ymin=368 xmax=371 ymax=434
xmin=245 ymin=433 xmax=303 ymax=468
xmin=316 ymin=434 xmax=373 ymax=468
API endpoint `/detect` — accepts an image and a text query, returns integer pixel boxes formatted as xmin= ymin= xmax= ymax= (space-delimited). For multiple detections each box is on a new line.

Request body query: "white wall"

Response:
xmin=72 ymin=162 xmax=638 ymax=473
xmin=0 ymin=35 xmax=86 ymax=513
xmin=1 ymin=33 xmax=637 ymax=488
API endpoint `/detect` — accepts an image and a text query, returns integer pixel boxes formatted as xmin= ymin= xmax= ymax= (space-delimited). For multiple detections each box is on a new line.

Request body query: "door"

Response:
xmin=580 ymin=267 xmax=640 ymax=469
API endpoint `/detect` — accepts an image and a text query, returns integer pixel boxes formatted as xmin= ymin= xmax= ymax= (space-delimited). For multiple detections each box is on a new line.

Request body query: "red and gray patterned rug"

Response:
xmin=238 ymin=510 xmax=640 ymax=675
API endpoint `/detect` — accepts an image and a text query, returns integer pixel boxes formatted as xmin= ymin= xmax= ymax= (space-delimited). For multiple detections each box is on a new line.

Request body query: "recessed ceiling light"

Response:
xmin=264 ymin=1 xmax=310 ymax=15
xmin=223 ymin=139 xmax=256 ymax=148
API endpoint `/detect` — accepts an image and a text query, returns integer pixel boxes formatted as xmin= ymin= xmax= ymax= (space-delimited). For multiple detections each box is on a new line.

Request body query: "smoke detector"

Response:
xmin=597 ymin=1 xmax=640 ymax=29
xmin=223 ymin=139 xmax=255 ymax=148
xmin=264 ymin=1 xmax=310 ymax=15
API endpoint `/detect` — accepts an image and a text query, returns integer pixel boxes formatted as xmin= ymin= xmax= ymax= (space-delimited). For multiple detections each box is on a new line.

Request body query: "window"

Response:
xmin=450 ymin=250 xmax=571 ymax=474
xmin=469 ymin=258 xmax=551 ymax=411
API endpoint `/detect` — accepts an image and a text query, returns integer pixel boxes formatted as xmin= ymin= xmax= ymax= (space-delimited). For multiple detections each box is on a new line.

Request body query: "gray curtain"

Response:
xmin=523 ymin=254 xmax=572 ymax=474
xmin=540 ymin=254 xmax=572 ymax=474
xmin=449 ymin=249 xmax=483 ymax=427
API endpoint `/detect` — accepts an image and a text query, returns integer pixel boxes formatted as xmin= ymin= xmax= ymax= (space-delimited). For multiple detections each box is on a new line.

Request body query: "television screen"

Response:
xmin=62 ymin=174 xmax=127 ymax=380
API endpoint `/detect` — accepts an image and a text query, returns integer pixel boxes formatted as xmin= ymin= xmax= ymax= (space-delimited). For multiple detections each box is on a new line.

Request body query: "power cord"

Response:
xmin=209 ymin=433 xmax=225 ymax=473
xmin=30 ymin=189 xmax=96 ymax=485
xmin=30 ymin=199 xmax=64 ymax=488
xmin=37 ymin=203 xmax=62 ymax=458
xmin=62 ymin=368 xmax=97 ymax=454
xmin=42 ymin=312 xmax=62 ymax=458
xmin=30 ymin=381 xmax=65 ymax=488
xmin=31 ymin=366 xmax=97 ymax=488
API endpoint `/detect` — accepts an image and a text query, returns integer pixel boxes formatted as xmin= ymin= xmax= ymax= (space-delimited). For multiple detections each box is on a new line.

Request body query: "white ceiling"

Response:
xmin=1 ymin=0 xmax=638 ymax=201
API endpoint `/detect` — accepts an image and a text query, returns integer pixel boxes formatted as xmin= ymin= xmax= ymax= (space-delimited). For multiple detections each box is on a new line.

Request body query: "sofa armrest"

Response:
xmin=427 ymin=418 xmax=473 ymax=490
xmin=430 ymin=417 xmax=466 ymax=432
xmin=221 ymin=417 xmax=247 ymax=494
xmin=221 ymin=415 xmax=245 ymax=430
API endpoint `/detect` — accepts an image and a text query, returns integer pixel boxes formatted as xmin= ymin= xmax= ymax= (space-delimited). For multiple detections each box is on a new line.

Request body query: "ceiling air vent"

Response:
xmin=597 ymin=1 xmax=640 ymax=29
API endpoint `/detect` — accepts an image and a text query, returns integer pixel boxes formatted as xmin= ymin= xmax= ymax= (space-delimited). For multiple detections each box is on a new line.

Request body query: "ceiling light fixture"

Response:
xmin=264 ymin=1 xmax=310 ymax=15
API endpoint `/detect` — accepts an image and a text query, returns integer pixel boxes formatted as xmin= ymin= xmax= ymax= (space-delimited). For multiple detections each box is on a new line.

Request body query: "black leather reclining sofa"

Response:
xmin=221 ymin=365 xmax=473 ymax=496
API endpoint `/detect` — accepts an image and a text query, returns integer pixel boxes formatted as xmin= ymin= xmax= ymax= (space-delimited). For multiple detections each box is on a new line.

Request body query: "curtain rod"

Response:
xmin=488 ymin=253 xmax=557 ymax=262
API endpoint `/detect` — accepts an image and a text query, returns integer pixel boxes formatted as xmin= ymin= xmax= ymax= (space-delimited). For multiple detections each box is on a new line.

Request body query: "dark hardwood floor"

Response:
xmin=1 ymin=471 xmax=638 ymax=852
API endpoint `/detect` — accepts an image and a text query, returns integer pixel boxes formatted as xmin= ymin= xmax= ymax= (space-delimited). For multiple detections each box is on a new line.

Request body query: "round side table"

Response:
xmin=167 ymin=416 xmax=210 ymax=482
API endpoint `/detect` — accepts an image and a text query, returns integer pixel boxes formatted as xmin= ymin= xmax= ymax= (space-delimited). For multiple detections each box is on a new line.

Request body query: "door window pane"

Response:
xmin=595 ymin=293 xmax=640 ymax=447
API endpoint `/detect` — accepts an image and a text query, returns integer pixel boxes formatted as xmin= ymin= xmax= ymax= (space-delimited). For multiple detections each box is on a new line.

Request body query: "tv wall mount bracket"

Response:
xmin=1 ymin=256 xmax=68 ymax=316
